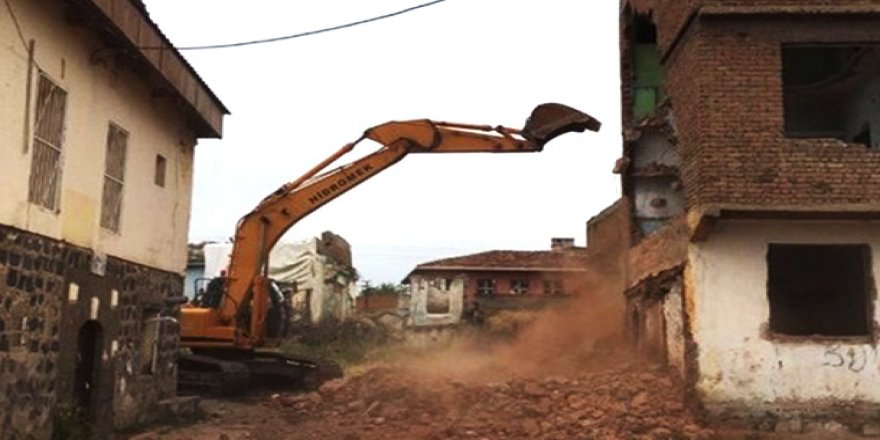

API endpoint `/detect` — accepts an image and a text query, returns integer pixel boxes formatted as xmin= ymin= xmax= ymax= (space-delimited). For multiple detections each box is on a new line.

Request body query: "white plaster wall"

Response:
xmin=0 ymin=0 xmax=196 ymax=272
xmin=690 ymin=220 xmax=880 ymax=405
xmin=407 ymin=275 xmax=465 ymax=327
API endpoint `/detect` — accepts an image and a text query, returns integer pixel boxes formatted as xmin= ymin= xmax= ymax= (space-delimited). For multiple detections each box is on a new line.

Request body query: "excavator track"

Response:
xmin=178 ymin=350 xmax=343 ymax=395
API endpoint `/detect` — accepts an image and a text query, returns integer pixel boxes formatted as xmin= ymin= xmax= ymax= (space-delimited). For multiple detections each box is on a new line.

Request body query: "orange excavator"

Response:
xmin=178 ymin=104 xmax=601 ymax=393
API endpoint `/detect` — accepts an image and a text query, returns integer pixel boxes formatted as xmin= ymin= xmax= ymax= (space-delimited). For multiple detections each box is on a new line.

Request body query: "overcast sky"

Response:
xmin=142 ymin=0 xmax=623 ymax=284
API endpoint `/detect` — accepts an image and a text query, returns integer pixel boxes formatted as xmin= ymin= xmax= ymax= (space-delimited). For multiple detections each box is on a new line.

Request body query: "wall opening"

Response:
xmin=138 ymin=309 xmax=160 ymax=375
xmin=74 ymin=320 xmax=103 ymax=418
xmin=630 ymin=14 xmax=664 ymax=120
xmin=783 ymin=44 xmax=880 ymax=148
xmin=767 ymin=244 xmax=873 ymax=337
xmin=426 ymin=279 xmax=451 ymax=314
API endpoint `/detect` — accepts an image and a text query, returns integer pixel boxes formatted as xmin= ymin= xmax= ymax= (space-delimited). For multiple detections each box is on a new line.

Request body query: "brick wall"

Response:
xmin=356 ymin=294 xmax=399 ymax=312
xmin=626 ymin=215 xmax=689 ymax=289
xmin=627 ymin=1 xmax=880 ymax=210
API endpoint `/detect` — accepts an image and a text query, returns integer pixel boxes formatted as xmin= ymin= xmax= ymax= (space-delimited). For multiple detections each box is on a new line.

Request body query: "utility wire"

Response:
xmin=150 ymin=0 xmax=448 ymax=51
xmin=3 ymin=0 xmax=30 ymax=52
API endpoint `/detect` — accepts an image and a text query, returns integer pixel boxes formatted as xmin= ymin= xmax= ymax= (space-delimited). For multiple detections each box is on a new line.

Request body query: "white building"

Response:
xmin=0 ymin=0 xmax=226 ymax=436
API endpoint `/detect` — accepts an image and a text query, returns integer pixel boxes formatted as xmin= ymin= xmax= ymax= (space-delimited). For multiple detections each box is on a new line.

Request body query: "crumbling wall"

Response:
xmin=689 ymin=220 xmax=880 ymax=424
xmin=407 ymin=276 xmax=465 ymax=327
xmin=0 ymin=225 xmax=182 ymax=438
xmin=663 ymin=282 xmax=686 ymax=378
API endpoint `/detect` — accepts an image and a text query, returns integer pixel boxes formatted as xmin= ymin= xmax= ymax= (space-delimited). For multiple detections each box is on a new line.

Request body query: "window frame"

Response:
xmin=27 ymin=71 xmax=68 ymax=212
xmin=510 ymin=279 xmax=530 ymax=295
xmin=476 ymin=278 xmax=496 ymax=296
xmin=100 ymin=123 xmax=129 ymax=233
xmin=765 ymin=243 xmax=875 ymax=341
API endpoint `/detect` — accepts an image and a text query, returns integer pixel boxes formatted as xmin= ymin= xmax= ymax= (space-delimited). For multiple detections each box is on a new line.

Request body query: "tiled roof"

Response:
xmin=413 ymin=249 xmax=590 ymax=272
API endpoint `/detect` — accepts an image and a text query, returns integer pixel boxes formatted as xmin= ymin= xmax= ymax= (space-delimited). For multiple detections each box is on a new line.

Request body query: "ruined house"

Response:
xmin=617 ymin=0 xmax=880 ymax=430
xmin=402 ymin=238 xmax=591 ymax=324
xmin=201 ymin=232 xmax=358 ymax=326
xmin=0 ymin=0 xmax=227 ymax=436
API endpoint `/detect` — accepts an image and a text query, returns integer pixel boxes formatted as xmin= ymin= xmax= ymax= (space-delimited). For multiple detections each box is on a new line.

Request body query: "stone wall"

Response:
xmin=0 ymin=224 xmax=183 ymax=438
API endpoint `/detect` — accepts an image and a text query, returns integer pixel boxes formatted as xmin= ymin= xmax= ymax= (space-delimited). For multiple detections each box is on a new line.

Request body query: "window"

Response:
xmin=154 ymin=154 xmax=167 ymax=187
xmin=782 ymin=45 xmax=880 ymax=148
xmin=767 ymin=244 xmax=873 ymax=337
xmin=543 ymin=280 xmax=563 ymax=296
xmin=511 ymin=279 xmax=529 ymax=295
xmin=630 ymin=14 xmax=663 ymax=120
xmin=28 ymin=73 xmax=67 ymax=211
xmin=476 ymin=279 xmax=495 ymax=296
xmin=100 ymin=124 xmax=128 ymax=232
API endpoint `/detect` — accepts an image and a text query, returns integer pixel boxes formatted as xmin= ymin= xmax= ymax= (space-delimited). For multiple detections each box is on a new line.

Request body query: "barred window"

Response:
xmin=511 ymin=279 xmax=529 ymax=295
xmin=100 ymin=124 xmax=128 ymax=232
xmin=28 ymin=73 xmax=67 ymax=211
xmin=476 ymin=279 xmax=495 ymax=295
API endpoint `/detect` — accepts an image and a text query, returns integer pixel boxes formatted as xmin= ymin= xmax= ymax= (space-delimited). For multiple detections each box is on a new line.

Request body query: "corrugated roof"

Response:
xmin=79 ymin=0 xmax=228 ymax=138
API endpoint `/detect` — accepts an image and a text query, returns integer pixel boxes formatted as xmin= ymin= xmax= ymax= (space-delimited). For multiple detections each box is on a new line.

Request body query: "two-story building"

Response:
xmin=617 ymin=0 xmax=880 ymax=432
xmin=0 ymin=0 xmax=226 ymax=437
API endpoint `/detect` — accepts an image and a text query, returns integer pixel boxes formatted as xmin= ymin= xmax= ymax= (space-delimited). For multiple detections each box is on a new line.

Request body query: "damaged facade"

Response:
xmin=402 ymin=238 xmax=591 ymax=326
xmin=200 ymin=232 xmax=358 ymax=326
xmin=617 ymin=0 xmax=880 ymax=430
xmin=0 ymin=0 xmax=227 ymax=437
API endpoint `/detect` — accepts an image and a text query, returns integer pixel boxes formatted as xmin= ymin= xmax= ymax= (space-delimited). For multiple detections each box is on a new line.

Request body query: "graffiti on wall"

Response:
xmin=822 ymin=345 xmax=879 ymax=373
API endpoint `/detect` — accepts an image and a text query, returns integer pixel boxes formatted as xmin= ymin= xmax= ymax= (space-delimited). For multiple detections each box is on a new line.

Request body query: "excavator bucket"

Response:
xmin=522 ymin=103 xmax=601 ymax=148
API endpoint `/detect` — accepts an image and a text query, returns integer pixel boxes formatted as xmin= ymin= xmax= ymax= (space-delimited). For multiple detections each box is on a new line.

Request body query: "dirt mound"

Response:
xmin=272 ymin=362 xmax=713 ymax=439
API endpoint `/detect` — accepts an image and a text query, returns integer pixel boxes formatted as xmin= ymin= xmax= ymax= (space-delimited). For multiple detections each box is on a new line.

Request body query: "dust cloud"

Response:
xmin=394 ymin=260 xmax=631 ymax=383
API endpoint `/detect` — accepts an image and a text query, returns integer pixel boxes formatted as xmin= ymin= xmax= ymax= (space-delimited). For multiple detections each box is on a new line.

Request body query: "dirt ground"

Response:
xmin=122 ymin=293 xmax=865 ymax=439
xmin=127 ymin=358 xmax=711 ymax=440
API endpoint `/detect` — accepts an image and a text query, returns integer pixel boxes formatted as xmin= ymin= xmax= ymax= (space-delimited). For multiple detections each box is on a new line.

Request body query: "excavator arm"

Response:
xmin=181 ymin=103 xmax=600 ymax=349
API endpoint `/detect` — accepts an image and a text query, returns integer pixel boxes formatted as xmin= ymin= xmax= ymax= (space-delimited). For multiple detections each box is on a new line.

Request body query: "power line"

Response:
xmin=148 ymin=0 xmax=448 ymax=51
xmin=3 ymin=0 xmax=30 ymax=52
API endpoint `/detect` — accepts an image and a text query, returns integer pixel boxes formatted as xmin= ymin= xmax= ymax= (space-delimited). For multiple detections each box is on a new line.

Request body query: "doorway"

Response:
xmin=73 ymin=320 xmax=103 ymax=417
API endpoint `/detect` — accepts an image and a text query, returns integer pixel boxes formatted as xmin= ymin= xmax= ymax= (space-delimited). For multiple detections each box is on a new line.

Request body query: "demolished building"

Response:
xmin=200 ymin=232 xmax=358 ymax=326
xmin=402 ymin=238 xmax=592 ymax=326
xmin=0 ymin=0 xmax=227 ymax=436
xmin=617 ymin=0 xmax=880 ymax=430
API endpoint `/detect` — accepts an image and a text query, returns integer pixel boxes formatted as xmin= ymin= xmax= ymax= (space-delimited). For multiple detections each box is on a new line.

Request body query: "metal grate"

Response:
xmin=27 ymin=73 xmax=67 ymax=211
xmin=100 ymin=124 xmax=128 ymax=232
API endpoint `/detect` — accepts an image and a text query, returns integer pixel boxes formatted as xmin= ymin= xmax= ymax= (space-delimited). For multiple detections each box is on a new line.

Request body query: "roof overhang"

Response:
xmin=71 ymin=0 xmax=229 ymax=138
xmin=690 ymin=204 xmax=880 ymax=242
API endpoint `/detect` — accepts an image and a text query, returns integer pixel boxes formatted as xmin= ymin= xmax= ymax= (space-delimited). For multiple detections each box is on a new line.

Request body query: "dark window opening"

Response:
xmin=510 ymin=279 xmax=529 ymax=295
xmin=476 ymin=279 xmax=495 ymax=296
xmin=543 ymin=280 xmax=563 ymax=296
xmin=767 ymin=244 xmax=873 ymax=337
xmin=154 ymin=154 xmax=167 ymax=187
xmin=630 ymin=14 xmax=663 ymax=120
xmin=782 ymin=45 xmax=880 ymax=148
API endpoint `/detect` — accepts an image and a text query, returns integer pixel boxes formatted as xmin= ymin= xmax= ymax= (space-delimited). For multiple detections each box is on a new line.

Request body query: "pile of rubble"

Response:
xmin=272 ymin=362 xmax=714 ymax=439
